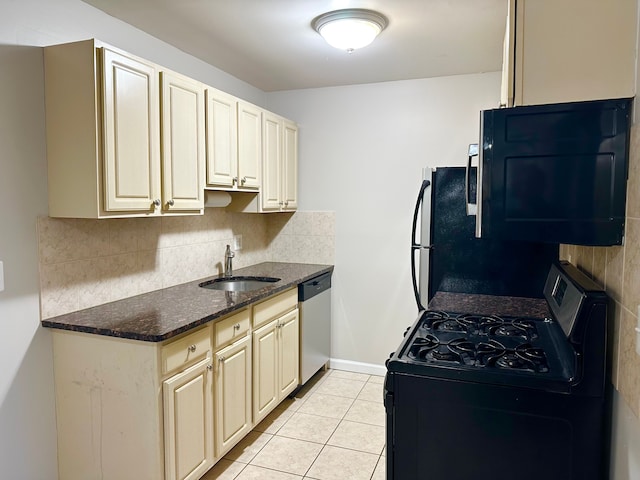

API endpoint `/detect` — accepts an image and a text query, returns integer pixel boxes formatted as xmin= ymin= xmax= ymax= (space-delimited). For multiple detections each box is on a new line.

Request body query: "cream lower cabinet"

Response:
xmin=51 ymin=289 xmax=300 ymax=480
xmin=214 ymin=335 xmax=252 ymax=457
xmin=252 ymin=289 xmax=299 ymax=424
xmin=163 ymin=357 xmax=214 ymax=480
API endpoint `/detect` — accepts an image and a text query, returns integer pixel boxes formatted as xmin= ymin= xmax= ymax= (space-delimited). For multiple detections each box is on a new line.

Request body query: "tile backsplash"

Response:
xmin=38 ymin=210 xmax=335 ymax=319
xmin=560 ymin=122 xmax=640 ymax=421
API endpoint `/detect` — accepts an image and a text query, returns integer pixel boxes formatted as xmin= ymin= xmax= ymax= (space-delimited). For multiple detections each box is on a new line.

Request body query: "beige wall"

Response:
xmin=38 ymin=210 xmax=335 ymax=319
xmin=560 ymin=124 xmax=640 ymax=420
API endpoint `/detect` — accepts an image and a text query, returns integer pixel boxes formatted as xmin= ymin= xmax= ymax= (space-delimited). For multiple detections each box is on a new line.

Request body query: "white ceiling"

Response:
xmin=80 ymin=0 xmax=508 ymax=92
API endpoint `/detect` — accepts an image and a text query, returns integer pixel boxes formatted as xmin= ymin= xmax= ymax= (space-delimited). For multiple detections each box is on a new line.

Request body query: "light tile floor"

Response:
xmin=202 ymin=369 xmax=386 ymax=480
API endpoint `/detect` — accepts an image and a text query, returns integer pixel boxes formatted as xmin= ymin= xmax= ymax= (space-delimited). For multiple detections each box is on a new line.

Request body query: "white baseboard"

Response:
xmin=329 ymin=358 xmax=387 ymax=377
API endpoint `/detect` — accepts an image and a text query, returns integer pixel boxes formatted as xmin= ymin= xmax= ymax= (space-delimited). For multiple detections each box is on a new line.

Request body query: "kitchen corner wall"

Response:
xmin=38 ymin=210 xmax=334 ymax=319
xmin=560 ymin=122 xmax=640 ymax=479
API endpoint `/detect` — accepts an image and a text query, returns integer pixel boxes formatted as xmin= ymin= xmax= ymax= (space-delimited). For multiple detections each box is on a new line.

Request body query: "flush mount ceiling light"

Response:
xmin=312 ymin=8 xmax=388 ymax=53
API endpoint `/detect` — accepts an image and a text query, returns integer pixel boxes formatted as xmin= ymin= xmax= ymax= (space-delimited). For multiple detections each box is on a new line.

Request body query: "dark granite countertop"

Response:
xmin=41 ymin=262 xmax=333 ymax=342
xmin=429 ymin=292 xmax=551 ymax=319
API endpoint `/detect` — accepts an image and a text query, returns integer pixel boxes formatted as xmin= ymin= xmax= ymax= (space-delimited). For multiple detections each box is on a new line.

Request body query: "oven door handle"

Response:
xmin=411 ymin=178 xmax=430 ymax=312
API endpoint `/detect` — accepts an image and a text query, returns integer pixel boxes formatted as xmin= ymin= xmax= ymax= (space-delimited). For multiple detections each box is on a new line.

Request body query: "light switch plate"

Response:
xmin=233 ymin=234 xmax=243 ymax=251
xmin=0 ymin=261 xmax=4 ymax=292
xmin=636 ymin=306 xmax=640 ymax=356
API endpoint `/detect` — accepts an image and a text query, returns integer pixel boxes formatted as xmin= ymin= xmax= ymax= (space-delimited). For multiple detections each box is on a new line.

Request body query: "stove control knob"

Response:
xmin=403 ymin=326 xmax=411 ymax=337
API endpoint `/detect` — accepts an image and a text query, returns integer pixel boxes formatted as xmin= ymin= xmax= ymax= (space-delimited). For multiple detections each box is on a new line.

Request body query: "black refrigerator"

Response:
xmin=411 ymin=166 xmax=559 ymax=311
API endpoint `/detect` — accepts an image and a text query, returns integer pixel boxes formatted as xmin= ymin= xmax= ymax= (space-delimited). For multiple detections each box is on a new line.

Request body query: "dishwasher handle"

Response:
xmin=299 ymin=272 xmax=332 ymax=301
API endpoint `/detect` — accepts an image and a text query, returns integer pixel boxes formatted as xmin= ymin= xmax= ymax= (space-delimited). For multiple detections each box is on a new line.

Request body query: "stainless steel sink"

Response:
xmin=199 ymin=276 xmax=280 ymax=292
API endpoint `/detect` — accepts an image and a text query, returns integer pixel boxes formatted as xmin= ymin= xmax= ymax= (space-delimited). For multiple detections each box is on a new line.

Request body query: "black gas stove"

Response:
xmin=396 ymin=308 xmax=576 ymax=391
xmin=385 ymin=261 xmax=609 ymax=480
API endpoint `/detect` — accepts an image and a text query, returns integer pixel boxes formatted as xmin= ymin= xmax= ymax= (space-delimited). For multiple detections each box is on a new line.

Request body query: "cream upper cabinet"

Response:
xmin=163 ymin=357 xmax=214 ymax=480
xmin=501 ymin=0 xmax=636 ymax=107
xmin=205 ymin=90 xmax=261 ymax=191
xmin=160 ymin=71 xmax=205 ymax=212
xmin=282 ymin=119 xmax=299 ymax=211
xmin=261 ymin=112 xmax=298 ymax=212
xmin=205 ymin=88 xmax=238 ymax=188
xmin=102 ymin=48 xmax=160 ymax=212
xmin=261 ymin=112 xmax=283 ymax=211
xmin=44 ymin=39 xmax=204 ymax=218
xmin=237 ymin=101 xmax=262 ymax=189
xmin=214 ymin=334 xmax=252 ymax=458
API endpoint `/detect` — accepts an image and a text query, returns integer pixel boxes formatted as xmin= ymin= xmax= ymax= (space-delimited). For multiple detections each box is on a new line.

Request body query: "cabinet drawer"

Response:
xmin=253 ymin=288 xmax=297 ymax=329
xmin=161 ymin=326 xmax=211 ymax=376
xmin=214 ymin=308 xmax=250 ymax=349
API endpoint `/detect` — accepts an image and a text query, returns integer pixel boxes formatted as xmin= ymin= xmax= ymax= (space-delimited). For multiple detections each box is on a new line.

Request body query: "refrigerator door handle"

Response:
xmin=411 ymin=179 xmax=431 ymax=311
xmin=466 ymin=144 xmax=479 ymax=216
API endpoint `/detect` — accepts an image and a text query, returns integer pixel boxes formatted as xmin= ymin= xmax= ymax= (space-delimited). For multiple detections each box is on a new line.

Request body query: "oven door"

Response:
xmin=386 ymin=372 xmax=605 ymax=480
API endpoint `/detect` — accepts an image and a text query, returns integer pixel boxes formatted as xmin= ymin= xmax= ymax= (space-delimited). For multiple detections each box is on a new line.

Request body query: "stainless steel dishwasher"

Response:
xmin=298 ymin=271 xmax=332 ymax=385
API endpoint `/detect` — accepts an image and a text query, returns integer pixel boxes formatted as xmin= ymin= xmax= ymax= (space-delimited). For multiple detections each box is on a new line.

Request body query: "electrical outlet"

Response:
xmin=0 ymin=261 xmax=4 ymax=292
xmin=233 ymin=234 xmax=243 ymax=251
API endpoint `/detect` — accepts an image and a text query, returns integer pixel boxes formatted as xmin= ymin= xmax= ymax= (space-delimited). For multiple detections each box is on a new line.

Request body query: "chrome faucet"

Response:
xmin=224 ymin=244 xmax=235 ymax=277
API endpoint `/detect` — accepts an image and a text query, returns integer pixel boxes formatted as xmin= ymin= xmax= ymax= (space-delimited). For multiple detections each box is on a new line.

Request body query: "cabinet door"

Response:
xmin=253 ymin=319 xmax=279 ymax=424
xmin=161 ymin=71 xmax=205 ymax=211
xmin=102 ymin=48 xmax=160 ymax=212
xmin=278 ymin=309 xmax=300 ymax=398
xmin=261 ymin=112 xmax=282 ymax=211
xmin=282 ymin=120 xmax=298 ymax=211
xmin=499 ymin=0 xmax=516 ymax=107
xmin=163 ymin=357 xmax=213 ymax=480
xmin=205 ymin=88 xmax=238 ymax=188
xmin=511 ymin=0 xmax=636 ymax=106
xmin=237 ymin=102 xmax=261 ymax=189
xmin=214 ymin=335 xmax=252 ymax=458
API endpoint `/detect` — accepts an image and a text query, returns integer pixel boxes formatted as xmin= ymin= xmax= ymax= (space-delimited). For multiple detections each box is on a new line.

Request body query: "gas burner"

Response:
xmin=431 ymin=318 xmax=468 ymax=334
xmin=449 ymin=338 xmax=475 ymax=354
xmin=428 ymin=345 xmax=462 ymax=364
xmin=408 ymin=335 xmax=439 ymax=360
xmin=515 ymin=343 xmax=549 ymax=372
xmin=512 ymin=319 xmax=539 ymax=339
xmin=490 ymin=323 xmax=531 ymax=341
xmin=495 ymin=352 xmax=535 ymax=371
xmin=475 ymin=341 xmax=506 ymax=366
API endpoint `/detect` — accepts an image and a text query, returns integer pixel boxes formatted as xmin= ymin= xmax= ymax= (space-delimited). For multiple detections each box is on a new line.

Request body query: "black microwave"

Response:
xmin=467 ymin=98 xmax=633 ymax=246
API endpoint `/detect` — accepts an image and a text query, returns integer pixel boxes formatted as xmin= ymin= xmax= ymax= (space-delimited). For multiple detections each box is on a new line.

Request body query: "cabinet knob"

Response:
xmin=278 ymin=201 xmax=283 ymax=206
xmin=167 ymin=199 xmax=175 ymax=207
xmin=234 ymin=323 xmax=241 ymax=330
xmin=219 ymin=356 xmax=225 ymax=363
xmin=233 ymin=177 xmax=238 ymax=186
xmin=152 ymin=199 xmax=161 ymax=207
xmin=284 ymin=201 xmax=289 ymax=207
xmin=206 ymin=364 xmax=213 ymax=371
xmin=241 ymin=177 xmax=247 ymax=185
xmin=188 ymin=344 xmax=197 ymax=353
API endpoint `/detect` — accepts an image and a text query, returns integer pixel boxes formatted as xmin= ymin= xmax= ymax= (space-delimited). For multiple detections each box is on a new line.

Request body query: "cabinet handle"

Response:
xmin=188 ymin=344 xmax=197 ymax=353
xmin=233 ymin=177 xmax=238 ymax=186
xmin=278 ymin=201 xmax=283 ymax=206
xmin=234 ymin=323 xmax=241 ymax=330
xmin=241 ymin=176 xmax=247 ymax=185
xmin=284 ymin=201 xmax=289 ymax=207
xmin=152 ymin=199 xmax=161 ymax=207
xmin=167 ymin=199 xmax=175 ymax=207
xmin=206 ymin=364 xmax=213 ymax=371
